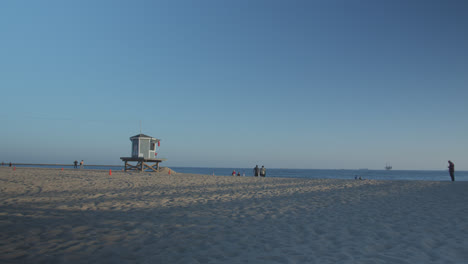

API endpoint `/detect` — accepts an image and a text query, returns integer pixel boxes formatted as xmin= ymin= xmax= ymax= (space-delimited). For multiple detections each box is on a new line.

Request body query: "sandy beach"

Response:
xmin=0 ymin=167 xmax=467 ymax=264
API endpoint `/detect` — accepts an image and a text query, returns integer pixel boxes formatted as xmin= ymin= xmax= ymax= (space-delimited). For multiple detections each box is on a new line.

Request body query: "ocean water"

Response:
xmin=9 ymin=164 xmax=467 ymax=181
xmin=171 ymin=167 xmax=467 ymax=182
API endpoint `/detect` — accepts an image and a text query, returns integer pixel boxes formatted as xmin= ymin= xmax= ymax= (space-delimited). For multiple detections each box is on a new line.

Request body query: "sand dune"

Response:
xmin=1 ymin=167 xmax=467 ymax=263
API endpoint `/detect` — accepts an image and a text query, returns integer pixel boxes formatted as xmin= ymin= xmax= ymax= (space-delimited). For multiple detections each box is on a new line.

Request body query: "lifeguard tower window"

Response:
xmin=151 ymin=143 xmax=155 ymax=151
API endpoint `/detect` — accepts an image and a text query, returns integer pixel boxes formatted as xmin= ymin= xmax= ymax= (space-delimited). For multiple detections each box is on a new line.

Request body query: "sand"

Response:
xmin=0 ymin=167 xmax=467 ymax=264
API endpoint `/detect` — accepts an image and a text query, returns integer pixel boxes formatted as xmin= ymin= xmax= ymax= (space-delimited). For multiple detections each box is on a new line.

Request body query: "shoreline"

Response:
xmin=4 ymin=163 xmax=464 ymax=171
xmin=2 ymin=165 xmax=465 ymax=182
xmin=1 ymin=167 xmax=467 ymax=263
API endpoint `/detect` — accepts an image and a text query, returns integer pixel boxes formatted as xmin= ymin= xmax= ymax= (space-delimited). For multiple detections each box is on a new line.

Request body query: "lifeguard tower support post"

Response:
xmin=120 ymin=134 xmax=166 ymax=172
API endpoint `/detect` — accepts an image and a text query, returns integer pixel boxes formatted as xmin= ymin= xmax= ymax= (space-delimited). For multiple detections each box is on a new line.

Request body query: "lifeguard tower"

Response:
xmin=120 ymin=134 xmax=166 ymax=172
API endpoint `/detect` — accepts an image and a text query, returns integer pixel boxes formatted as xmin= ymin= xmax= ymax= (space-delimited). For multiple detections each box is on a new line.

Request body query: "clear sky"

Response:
xmin=1 ymin=0 xmax=467 ymax=170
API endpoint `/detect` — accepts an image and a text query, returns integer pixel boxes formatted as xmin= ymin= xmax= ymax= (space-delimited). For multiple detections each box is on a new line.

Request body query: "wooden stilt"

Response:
xmin=120 ymin=157 xmax=166 ymax=173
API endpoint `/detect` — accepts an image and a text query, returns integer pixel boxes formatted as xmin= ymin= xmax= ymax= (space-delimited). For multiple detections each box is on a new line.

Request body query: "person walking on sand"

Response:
xmin=260 ymin=165 xmax=266 ymax=177
xmin=73 ymin=160 xmax=78 ymax=169
xmin=232 ymin=170 xmax=236 ymax=176
xmin=80 ymin=160 xmax=84 ymax=169
xmin=448 ymin=160 xmax=455 ymax=181
xmin=254 ymin=165 xmax=260 ymax=177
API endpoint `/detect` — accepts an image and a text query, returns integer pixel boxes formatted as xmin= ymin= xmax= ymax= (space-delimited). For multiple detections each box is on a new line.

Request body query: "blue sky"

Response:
xmin=1 ymin=0 xmax=467 ymax=170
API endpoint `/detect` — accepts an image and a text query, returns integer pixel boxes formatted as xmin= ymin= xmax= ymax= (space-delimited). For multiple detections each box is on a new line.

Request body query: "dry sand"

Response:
xmin=0 ymin=167 xmax=467 ymax=264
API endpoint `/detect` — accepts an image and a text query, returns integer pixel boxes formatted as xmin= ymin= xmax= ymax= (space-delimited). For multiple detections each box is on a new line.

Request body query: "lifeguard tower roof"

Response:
xmin=130 ymin=134 xmax=155 ymax=140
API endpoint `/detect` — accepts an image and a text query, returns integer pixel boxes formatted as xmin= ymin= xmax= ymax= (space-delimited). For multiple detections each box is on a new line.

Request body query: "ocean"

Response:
xmin=172 ymin=167 xmax=467 ymax=181
xmin=8 ymin=164 xmax=467 ymax=181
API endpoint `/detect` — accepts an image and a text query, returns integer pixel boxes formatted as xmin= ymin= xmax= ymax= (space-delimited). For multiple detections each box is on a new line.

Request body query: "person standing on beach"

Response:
xmin=80 ymin=160 xmax=84 ymax=169
xmin=448 ymin=160 xmax=455 ymax=181
xmin=232 ymin=170 xmax=236 ymax=176
xmin=260 ymin=166 xmax=266 ymax=177
xmin=254 ymin=165 xmax=259 ymax=177
xmin=73 ymin=160 xmax=78 ymax=169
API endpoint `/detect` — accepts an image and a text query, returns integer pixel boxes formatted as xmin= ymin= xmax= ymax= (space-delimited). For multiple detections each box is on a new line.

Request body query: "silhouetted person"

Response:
xmin=73 ymin=160 xmax=78 ymax=169
xmin=237 ymin=172 xmax=240 ymax=176
xmin=260 ymin=166 xmax=266 ymax=177
xmin=9 ymin=162 xmax=12 ymax=167
xmin=254 ymin=165 xmax=259 ymax=177
xmin=448 ymin=160 xmax=455 ymax=181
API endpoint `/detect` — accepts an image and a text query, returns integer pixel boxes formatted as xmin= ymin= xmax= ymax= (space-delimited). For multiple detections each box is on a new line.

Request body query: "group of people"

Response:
xmin=230 ymin=165 xmax=267 ymax=177
xmin=254 ymin=165 xmax=266 ymax=177
xmin=1 ymin=162 xmax=13 ymax=167
xmin=73 ymin=160 xmax=84 ymax=169
xmin=231 ymin=170 xmax=244 ymax=176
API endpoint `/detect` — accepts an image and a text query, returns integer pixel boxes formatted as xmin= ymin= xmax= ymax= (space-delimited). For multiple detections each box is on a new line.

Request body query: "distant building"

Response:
xmin=130 ymin=134 xmax=160 ymax=159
